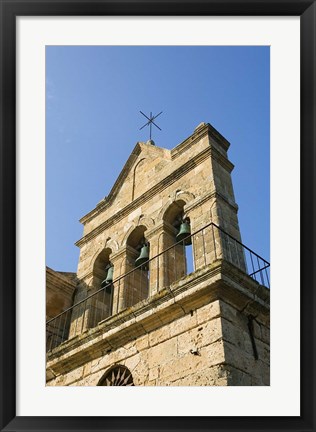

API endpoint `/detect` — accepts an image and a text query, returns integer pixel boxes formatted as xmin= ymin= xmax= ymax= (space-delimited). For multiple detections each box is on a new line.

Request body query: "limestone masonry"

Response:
xmin=46 ymin=122 xmax=270 ymax=386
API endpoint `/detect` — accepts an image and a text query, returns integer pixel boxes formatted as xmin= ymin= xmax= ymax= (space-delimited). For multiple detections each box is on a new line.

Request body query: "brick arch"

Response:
xmin=157 ymin=190 xmax=195 ymax=222
xmin=175 ymin=190 xmax=195 ymax=204
xmin=89 ymin=237 xmax=118 ymax=269
xmin=105 ymin=237 xmax=119 ymax=253
xmin=126 ymin=225 xmax=147 ymax=249
xmin=137 ymin=215 xmax=155 ymax=229
xmin=121 ymin=216 xmax=154 ymax=247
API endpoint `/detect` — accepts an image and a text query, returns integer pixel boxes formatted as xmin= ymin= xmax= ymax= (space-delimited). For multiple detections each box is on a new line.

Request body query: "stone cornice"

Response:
xmin=185 ymin=190 xmax=238 ymax=216
xmin=171 ymin=123 xmax=230 ymax=160
xmin=207 ymin=123 xmax=230 ymax=151
xmin=216 ymin=191 xmax=239 ymax=212
xmin=211 ymin=146 xmax=234 ymax=172
xmin=171 ymin=124 xmax=210 ymax=159
xmin=75 ymin=146 xmax=212 ymax=248
xmin=46 ymin=260 xmax=269 ymax=378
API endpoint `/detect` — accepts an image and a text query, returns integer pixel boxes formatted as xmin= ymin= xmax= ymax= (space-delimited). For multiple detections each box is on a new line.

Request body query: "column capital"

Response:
xmin=146 ymin=220 xmax=177 ymax=239
xmin=111 ymin=244 xmax=138 ymax=262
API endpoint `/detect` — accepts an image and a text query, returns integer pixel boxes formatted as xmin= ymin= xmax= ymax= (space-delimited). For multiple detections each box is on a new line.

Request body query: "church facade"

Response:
xmin=46 ymin=122 xmax=270 ymax=386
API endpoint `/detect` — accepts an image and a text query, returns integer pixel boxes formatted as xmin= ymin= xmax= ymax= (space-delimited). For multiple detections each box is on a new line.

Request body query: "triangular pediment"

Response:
xmin=79 ymin=122 xmax=219 ymax=225
xmin=99 ymin=142 xmax=171 ymax=209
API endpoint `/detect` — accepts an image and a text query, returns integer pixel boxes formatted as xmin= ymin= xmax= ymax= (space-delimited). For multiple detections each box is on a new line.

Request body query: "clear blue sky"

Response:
xmin=46 ymin=46 xmax=270 ymax=272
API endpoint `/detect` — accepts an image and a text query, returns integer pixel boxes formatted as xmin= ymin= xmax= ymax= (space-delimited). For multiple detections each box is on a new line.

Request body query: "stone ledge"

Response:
xmin=171 ymin=123 xmax=230 ymax=160
xmin=46 ymin=260 xmax=269 ymax=379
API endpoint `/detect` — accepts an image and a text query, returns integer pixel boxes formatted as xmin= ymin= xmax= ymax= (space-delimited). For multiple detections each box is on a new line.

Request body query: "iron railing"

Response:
xmin=46 ymin=222 xmax=270 ymax=352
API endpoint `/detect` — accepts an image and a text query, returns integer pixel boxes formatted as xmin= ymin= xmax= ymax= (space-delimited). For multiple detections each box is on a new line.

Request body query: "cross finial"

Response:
xmin=139 ymin=111 xmax=162 ymax=141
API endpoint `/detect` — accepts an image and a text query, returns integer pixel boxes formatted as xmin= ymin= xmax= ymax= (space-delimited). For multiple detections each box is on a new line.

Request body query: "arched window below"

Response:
xmin=98 ymin=365 xmax=134 ymax=386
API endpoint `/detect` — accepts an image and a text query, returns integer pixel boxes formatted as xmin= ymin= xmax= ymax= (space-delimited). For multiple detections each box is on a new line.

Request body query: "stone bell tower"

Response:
xmin=46 ymin=122 xmax=270 ymax=386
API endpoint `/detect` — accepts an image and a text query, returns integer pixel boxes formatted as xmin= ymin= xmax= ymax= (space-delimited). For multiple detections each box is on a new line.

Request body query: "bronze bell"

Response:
xmin=135 ymin=244 xmax=149 ymax=269
xmin=101 ymin=265 xmax=114 ymax=288
xmin=176 ymin=221 xmax=192 ymax=245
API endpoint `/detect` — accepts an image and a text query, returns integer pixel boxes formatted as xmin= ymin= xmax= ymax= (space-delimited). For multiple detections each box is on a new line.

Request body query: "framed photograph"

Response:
xmin=0 ymin=1 xmax=315 ymax=431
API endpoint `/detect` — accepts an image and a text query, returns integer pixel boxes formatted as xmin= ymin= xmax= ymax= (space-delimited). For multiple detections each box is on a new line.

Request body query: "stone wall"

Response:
xmin=46 ymin=267 xmax=77 ymax=351
xmin=46 ymin=267 xmax=77 ymax=320
xmin=46 ymin=262 xmax=270 ymax=386
xmin=220 ymin=301 xmax=270 ymax=385
xmin=47 ymin=298 xmax=269 ymax=387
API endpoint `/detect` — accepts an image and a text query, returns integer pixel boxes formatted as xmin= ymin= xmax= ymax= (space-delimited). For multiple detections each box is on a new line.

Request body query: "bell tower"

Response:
xmin=46 ymin=122 xmax=270 ymax=386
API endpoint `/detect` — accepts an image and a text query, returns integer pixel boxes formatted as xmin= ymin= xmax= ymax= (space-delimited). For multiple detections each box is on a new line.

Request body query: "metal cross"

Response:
xmin=139 ymin=111 xmax=162 ymax=140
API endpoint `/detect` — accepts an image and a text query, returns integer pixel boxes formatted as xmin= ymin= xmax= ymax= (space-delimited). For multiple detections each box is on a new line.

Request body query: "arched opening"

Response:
xmin=163 ymin=200 xmax=194 ymax=285
xmin=163 ymin=199 xmax=186 ymax=225
xmin=92 ymin=248 xmax=113 ymax=287
xmin=124 ymin=225 xmax=150 ymax=308
xmin=174 ymin=216 xmax=194 ymax=275
xmin=98 ymin=365 xmax=134 ymax=386
xmin=89 ymin=247 xmax=114 ymax=326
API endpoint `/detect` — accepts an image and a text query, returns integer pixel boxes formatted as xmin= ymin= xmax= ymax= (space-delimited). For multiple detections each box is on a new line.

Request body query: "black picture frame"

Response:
xmin=0 ymin=1 xmax=315 ymax=431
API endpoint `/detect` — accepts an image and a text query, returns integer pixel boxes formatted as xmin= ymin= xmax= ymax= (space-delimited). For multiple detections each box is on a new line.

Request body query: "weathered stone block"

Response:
xmin=64 ymin=365 xmax=84 ymax=386
xmin=149 ymin=366 xmax=159 ymax=381
xmin=148 ymin=337 xmax=178 ymax=369
xmin=149 ymin=325 xmax=171 ymax=347
xmin=169 ymin=311 xmax=198 ymax=338
xmin=260 ymin=324 xmax=270 ymax=344
xmin=196 ymin=300 xmax=221 ymax=324
xmin=226 ymin=365 xmax=252 ymax=386
xmin=135 ymin=334 xmax=149 ymax=352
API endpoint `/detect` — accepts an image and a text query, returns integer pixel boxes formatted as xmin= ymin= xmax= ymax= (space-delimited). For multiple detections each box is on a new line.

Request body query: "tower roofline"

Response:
xmin=171 ymin=122 xmax=230 ymax=159
xmin=78 ymin=122 xmax=230 ymax=227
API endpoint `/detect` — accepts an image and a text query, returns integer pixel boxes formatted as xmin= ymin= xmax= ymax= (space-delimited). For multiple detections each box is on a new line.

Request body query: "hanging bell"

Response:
xmin=101 ymin=265 xmax=114 ymax=288
xmin=176 ymin=221 xmax=192 ymax=245
xmin=135 ymin=244 xmax=149 ymax=269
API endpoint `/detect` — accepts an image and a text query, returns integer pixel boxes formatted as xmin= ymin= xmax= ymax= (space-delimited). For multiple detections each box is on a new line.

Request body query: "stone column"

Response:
xmin=111 ymin=245 xmax=150 ymax=313
xmin=109 ymin=247 xmax=128 ymax=314
xmin=147 ymin=221 xmax=186 ymax=295
xmin=185 ymin=197 xmax=221 ymax=271
xmin=68 ymin=276 xmax=92 ymax=338
xmin=145 ymin=225 xmax=162 ymax=297
xmin=185 ymin=193 xmax=246 ymax=273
